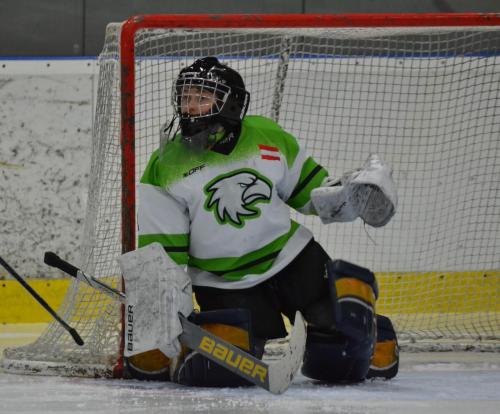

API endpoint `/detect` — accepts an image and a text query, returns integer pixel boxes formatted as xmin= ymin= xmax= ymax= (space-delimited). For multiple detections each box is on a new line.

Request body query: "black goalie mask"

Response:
xmin=165 ymin=57 xmax=250 ymax=150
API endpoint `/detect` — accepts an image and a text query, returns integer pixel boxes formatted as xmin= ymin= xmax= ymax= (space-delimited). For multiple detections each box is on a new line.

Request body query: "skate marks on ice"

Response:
xmin=1 ymin=325 xmax=499 ymax=413
xmin=0 ymin=365 xmax=499 ymax=414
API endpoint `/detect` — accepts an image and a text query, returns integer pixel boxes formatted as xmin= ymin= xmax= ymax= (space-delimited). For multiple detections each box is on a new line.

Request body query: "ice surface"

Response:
xmin=0 ymin=353 xmax=499 ymax=414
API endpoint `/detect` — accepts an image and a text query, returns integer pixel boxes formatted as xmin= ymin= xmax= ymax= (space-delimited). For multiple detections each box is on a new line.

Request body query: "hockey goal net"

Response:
xmin=3 ymin=14 xmax=500 ymax=377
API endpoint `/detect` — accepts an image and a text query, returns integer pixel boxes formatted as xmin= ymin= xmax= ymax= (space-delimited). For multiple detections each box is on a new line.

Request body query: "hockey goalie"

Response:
xmin=129 ymin=57 xmax=400 ymax=387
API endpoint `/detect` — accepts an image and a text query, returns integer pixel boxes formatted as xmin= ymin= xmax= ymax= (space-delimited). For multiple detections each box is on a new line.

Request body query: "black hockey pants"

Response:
xmin=193 ymin=239 xmax=334 ymax=340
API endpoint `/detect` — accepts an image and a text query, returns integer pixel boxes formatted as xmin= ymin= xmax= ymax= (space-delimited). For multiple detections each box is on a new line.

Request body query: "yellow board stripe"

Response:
xmin=0 ymin=270 xmax=498 ymax=323
xmin=0 ymin=279 xmax=70 ymax=323
xmin=376 ymin=270 xmax=500 ymax=314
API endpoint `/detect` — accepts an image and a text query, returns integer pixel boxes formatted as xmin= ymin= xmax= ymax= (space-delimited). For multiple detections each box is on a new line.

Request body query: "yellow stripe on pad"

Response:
xmin=336 ymin=277 xmax=376 ymax=307
xmin=370 ymin=339 xmax=398 ymax=369
xmin=202 ymin=323 xmax=250 ymax=351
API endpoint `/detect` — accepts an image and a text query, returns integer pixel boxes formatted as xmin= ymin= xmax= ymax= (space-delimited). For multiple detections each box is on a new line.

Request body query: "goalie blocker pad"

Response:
xmin=119 ymin=243 xmax=194 ymax=381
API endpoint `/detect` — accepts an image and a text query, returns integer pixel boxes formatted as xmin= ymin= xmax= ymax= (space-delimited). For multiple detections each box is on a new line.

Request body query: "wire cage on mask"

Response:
xmin=173 ymin=75 xmax=231 ymax=119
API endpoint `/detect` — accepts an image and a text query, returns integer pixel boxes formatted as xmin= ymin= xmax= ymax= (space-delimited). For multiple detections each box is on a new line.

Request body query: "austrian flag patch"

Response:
xmin=258 ymin=144 xmax=281 ymax=161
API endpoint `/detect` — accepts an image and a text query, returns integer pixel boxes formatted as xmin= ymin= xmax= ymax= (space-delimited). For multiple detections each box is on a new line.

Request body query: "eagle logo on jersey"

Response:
xmin=204 ymin=169 xmax=273 ymax=228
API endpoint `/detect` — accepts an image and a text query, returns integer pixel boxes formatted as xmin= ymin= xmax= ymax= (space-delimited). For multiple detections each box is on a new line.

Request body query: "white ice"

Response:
xmin=1 ymin=353 xmax=499 ymax=414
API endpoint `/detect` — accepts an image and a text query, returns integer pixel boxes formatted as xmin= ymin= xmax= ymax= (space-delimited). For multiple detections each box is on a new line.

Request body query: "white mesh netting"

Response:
xmin=3 ymin=20 xmax=499 ymax=376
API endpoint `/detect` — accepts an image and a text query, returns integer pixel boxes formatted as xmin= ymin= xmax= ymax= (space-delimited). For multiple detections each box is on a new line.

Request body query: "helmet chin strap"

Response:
xmin=160 ymin=115 xmax=179 ymax=145
xmin=181 ymin=121 xmax=224 ymax=151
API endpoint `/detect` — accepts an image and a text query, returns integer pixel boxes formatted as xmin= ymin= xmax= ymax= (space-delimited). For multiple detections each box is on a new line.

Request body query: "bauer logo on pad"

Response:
xmin=198 ymin=335 xmax=268 ymax=384
xmin=258 ymin=144 xmax=280 ymax=161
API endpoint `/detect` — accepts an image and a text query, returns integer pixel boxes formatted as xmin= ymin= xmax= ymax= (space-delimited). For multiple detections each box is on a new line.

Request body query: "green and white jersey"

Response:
xmin=138 ymin=115 xmax=328 ymax=289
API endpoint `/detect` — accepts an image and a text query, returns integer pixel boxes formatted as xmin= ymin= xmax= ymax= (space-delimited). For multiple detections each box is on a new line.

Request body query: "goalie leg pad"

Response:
xmin=125 ymin=348 xmax=172 ymax=381
xmin=301 ymin=328 xmax=373 ymax=382
xmin=172 ymin=308 xmax=259 ymax=387
xmin=328 ymin=259 xmax=378 ymax=342
xmin=301 ymin=260 xmax=378 ymax=382
xmin=367 ymin=314 xmax=399 ymax=379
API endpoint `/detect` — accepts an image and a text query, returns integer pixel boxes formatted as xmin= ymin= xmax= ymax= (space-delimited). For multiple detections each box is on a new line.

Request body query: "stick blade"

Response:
xmin=267 ymin=311 xmax=307 ymax=394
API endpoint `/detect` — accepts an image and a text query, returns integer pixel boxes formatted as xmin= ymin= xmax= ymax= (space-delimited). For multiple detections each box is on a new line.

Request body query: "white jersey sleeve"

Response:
xmin=274 ymin=132 xmax=328 ymax=215
xmin=138 ymin=151 xmax=190 ymax=265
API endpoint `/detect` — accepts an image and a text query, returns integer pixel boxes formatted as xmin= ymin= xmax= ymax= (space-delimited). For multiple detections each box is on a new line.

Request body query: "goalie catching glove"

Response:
xmin=311 ymin=154 xmax=398 ymax=227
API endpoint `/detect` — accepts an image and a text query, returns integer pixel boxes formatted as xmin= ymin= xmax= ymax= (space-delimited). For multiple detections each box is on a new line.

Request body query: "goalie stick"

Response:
xmin=44 ymin=251 xmax=306 ymax=394
xmin=0 ymin=255 xmax=83 ymax=346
